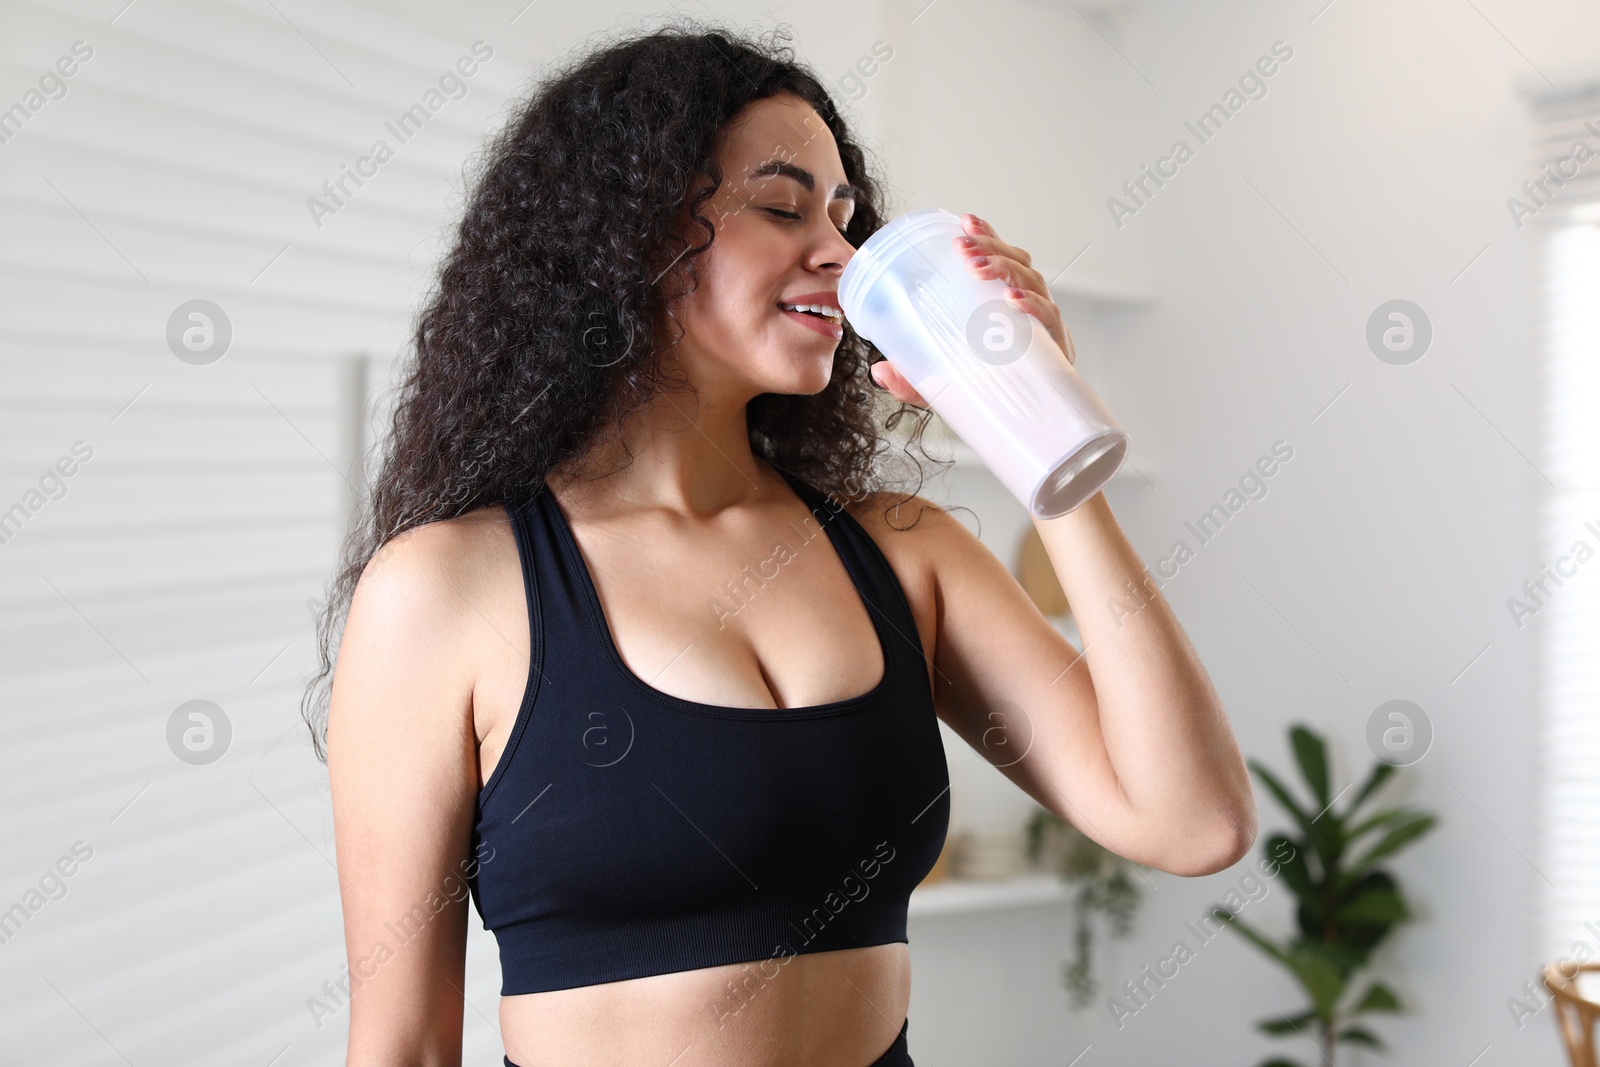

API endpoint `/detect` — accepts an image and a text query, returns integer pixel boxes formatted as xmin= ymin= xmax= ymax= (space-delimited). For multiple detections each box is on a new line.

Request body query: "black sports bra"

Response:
xmin=467 ymin=468 xmax=951 ymax=995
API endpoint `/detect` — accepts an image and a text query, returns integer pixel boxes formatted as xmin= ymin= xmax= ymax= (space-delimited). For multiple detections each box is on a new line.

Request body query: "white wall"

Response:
xmin=0 ymin=1 xmax=563 ymax=1063
xmin=1109 ymin=2 xmax=1599 ymax=1063
xmin=3 ymin=0 xmax=1594 ymax=1064
xmin=879 ymin=1 xmax=1600 ymax=1065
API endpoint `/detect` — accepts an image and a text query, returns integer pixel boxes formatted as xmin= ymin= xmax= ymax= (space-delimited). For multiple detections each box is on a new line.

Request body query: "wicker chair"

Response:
xmin=1545 ymin=961 xmax=1600 ymax=1066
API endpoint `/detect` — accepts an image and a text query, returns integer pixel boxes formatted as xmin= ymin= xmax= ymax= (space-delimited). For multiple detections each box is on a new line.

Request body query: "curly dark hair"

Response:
xmin=300 ymin=18 xmax=946 ymax=759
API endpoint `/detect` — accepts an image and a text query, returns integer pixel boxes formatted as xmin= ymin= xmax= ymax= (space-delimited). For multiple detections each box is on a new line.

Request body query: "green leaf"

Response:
xmin=1258 ymin=1009 xmax=1318 ymax=1035
xmin=1282 ymin=940 xmax=1349 ymax=1016
xmin=1286 ymin=940 xmax=1363 ymax=991
xmin=1211 ymin=909 xmax=1291 ymax=967
xmin=1250 ymin=761 xmax=1315 ymax=839
xmin=1221 ymin=915 xmax=1362 ymax=1007
xmin=1346 ymin=760 xmax=1397 ymax=815
xmin=1291 ymin=725 xmax=1331 ymax=810
xmin=1344 ymin=814 xmax=1437 ymax=881
xmin=1346 ymin=807 xmax=1411 ymax=842
xmin=1338 ymin=1024 xmax=1386 ymax=1049
xmin=1331 ymin=871 xmax=1404 ymax=952
xmin=1267 ymin=834 xmax=1315 ymax=901
xmin=1336 ymin=885 xmax=1410 ymax=924
xmin=1348 ymin=981 xmax=1403 ymax=1014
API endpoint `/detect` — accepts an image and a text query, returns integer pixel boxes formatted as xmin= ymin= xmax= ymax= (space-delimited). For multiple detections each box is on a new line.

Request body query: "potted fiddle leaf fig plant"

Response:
xmin=1025 ymin=807 xmax=1143 ymax=1010
xmin=1214 ymin=723 xmax=1437 ymax=1067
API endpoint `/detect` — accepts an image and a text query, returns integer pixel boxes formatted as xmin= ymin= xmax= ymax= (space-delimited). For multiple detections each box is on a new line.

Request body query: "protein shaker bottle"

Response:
xmin=840 ymin=208 xmax=1130 ymax=518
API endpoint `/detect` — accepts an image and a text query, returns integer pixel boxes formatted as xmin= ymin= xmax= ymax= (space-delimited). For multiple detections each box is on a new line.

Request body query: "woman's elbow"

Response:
xmin=1155 ymin=803 xmax=1260 ymax=878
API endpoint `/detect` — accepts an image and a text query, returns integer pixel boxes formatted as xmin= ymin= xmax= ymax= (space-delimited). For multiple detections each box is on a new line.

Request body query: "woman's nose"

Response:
xmin=810 ymin=227 xmax=854 ymax=272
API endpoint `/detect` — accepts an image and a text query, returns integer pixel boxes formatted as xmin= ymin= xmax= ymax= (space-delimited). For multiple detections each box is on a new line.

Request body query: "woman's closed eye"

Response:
xmin=763 ymin=206 xmax=850 ymax=236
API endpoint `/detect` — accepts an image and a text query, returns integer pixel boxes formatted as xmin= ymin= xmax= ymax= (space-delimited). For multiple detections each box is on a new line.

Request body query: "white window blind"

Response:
xmin=0 ymin=3 xmax=519 ymax=1062
xmin=1529 ymin=81 xmax=1600 ymax=967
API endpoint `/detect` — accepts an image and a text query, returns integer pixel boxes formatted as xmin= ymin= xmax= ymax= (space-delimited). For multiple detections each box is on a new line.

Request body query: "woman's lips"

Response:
xmin=779 ymin=307 xmax=844 ymax=340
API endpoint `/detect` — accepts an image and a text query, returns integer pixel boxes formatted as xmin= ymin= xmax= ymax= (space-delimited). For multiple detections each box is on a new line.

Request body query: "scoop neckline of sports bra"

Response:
xmin=539 ymin=468 xmax=895 ymax=720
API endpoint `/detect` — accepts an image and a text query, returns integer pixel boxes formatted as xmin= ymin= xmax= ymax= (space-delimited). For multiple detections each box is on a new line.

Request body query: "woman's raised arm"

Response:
xmin=908 ymin=494 xmax=1255 ymax=878
xmin=870 ymin=211 xmax=1256 ymax=878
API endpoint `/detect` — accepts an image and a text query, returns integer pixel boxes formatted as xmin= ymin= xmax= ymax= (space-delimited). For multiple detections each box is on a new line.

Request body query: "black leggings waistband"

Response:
xmin=870 ymin=1016 xmax=913 ymax=1065
xmin=503 ymin=1016 xmax=912 ymax=1066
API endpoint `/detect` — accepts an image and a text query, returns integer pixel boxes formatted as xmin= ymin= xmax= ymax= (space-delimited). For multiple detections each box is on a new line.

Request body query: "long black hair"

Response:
xmin=301 ymin=18 xmax=942 ymax=758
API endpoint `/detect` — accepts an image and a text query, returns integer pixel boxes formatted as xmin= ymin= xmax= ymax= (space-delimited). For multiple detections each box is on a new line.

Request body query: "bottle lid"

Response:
xmin=839 ymin=208 xmax=965 ymax=330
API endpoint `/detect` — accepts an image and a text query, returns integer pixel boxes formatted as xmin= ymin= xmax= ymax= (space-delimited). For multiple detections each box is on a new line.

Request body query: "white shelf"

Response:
xmin=908 ymin=873 xmax=1070 ymax=917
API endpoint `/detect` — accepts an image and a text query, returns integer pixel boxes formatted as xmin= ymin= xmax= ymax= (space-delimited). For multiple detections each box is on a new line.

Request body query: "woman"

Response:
xmin=305 ymin=21 xmax=1255 ymax=1067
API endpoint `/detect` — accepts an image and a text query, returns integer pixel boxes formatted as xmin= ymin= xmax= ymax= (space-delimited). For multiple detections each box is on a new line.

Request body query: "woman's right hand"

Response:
xmin=869 ymin=360 xmax=930 ymax=408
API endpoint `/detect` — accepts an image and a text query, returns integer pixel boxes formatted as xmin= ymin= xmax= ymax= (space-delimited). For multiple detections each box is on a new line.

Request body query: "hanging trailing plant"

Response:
xmin=1025 ymin=807 xmax=1144 ymax=1010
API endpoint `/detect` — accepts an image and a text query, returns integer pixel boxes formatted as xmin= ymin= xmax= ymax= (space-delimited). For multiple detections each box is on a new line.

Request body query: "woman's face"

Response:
xmin=661 ymin=92 xmax=859 ymax=399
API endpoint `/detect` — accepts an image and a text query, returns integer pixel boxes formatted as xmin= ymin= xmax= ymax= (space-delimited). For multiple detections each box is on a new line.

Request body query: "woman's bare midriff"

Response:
xmin=497 ymin=944 xmax=910 ymax=1066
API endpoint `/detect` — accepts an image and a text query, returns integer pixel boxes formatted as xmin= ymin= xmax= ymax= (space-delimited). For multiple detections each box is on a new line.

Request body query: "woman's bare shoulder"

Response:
xmin=842 ymin=486 xmax=1002 ymax=608
xmin=840 ymin=489 xmax=974 ymax=633
xmin=328 ymin=503 xmax=529 ymax=807
xmin=355 ymin=503 xmax=514 ymax=605
xmin=842 ymin=488 xmax=965 ymax=554
xmin=338 ymin=504 xmax=519 ymax=700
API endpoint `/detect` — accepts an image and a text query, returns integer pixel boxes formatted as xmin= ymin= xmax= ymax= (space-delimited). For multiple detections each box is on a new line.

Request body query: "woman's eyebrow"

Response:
xmin=748 ymin=159 xmax=858 ymax=202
